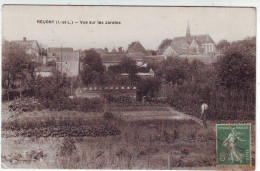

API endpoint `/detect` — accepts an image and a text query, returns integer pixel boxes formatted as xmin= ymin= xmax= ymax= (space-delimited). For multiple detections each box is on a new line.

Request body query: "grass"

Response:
xmin=2 ymin=117 xmax=218 ymax=169
xmin=1 ymin=102 xmax=256 ymax=169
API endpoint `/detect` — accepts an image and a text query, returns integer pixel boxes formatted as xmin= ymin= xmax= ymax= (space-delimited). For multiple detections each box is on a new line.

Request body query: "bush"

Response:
xmin=103 ymin=112 xmax=114 ymax=120
xmin=8 ymin=97 xmax=41 ymax=112
xmin=77 ymin=98 xmax=104 ymax=112
xmin=58 ymin=137 xmax=77 ymax=157
xmin=2 ymin=118 xmax=121 ymax=138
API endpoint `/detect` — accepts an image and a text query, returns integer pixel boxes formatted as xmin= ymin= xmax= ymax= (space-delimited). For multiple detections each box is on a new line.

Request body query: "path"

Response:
xmin=119 ymin=106 xmax=204 ymax=126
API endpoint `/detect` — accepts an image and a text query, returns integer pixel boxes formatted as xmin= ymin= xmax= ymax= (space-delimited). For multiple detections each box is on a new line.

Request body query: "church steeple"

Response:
xmin=186 ymin=20 xmax=191 ymax=37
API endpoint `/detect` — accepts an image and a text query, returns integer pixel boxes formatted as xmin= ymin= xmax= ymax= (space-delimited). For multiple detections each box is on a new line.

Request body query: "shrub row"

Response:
xmin=8 ymin=97 xmax=43 ymax=112
xmin=2 ymin=118 xmax=121 ymax=138
xmin=10 ymin=125 xmax=121 ymax=138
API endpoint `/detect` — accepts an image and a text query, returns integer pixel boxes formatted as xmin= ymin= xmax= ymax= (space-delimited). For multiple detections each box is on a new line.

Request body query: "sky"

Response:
xmin=2 ymin=5 xmax=256 ymax=51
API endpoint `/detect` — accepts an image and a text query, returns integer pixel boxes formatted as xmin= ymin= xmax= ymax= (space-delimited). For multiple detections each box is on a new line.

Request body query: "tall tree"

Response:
xmin=158 ymin=39 xmax=172 ymax=54
xmin=216 ymin=39 xmax=231 ymax=52
xmin=80 ymin=49 xmax=105 ymax=85
xmin=217 ymin=37 xmax=255 ymax=91
xmin=2 ymin=43 xmax=36 ymax=90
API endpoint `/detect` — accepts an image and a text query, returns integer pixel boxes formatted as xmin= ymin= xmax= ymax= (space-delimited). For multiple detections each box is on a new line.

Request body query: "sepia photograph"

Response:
xmin=1 ymin=5 xmax=256 ymax=170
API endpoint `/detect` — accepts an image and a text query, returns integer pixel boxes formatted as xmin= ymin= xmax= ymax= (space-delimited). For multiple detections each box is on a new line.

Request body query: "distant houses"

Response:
xmin=8 ymin=25 xmax=219 ymax=79
xmin=10 ymin=37 xmax=42 ymax=62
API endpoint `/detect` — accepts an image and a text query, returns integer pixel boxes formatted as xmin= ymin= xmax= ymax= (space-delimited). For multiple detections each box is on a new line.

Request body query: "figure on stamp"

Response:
xmin=223 ymin=127 xmax=245 ymax=163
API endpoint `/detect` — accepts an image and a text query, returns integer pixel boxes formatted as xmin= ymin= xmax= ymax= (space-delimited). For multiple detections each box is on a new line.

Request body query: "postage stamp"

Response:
xmin=216 ymin=124 xmax=251 ymax=166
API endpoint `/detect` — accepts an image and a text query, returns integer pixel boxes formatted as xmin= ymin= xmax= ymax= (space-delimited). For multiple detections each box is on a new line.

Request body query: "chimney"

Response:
xmin=118 ymin=47 xmax=122 ymax=53
xmin=23 ymin=37 xmax=26 ymax=41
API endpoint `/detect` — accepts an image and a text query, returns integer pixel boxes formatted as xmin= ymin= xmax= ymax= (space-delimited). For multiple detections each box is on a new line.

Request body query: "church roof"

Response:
xmin=173 ymin=34 xmax=215 ymax=46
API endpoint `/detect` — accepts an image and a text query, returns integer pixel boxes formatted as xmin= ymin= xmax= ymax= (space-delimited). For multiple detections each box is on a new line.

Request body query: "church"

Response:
xmin=163 ymin=22 xmax=217 ymax=57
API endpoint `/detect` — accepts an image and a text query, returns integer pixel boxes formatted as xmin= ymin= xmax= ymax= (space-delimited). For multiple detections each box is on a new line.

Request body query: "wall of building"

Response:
xmin=56 ymin=61 xmax=79 ymax=77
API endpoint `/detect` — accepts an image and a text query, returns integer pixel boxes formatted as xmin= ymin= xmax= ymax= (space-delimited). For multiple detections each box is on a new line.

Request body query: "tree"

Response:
xmin=2 ymin=43 xmax=36 ymax=91
xmin=80 ymin=49 xmax=105 ymax=85
xmin=136 ymin=77 xmax=161 ymax=101
xmin=158 ymin=39 xmax=172 ymax=54
xmin=158 ymin=57 xmax=190 ymax=84
xmin=34 ymin=71 xmax=71 ymax=110
xmin=120 ymin=57 xmax=138 ymax=84
xmin=216 ymin=39 xmax=231 ymax=51
xmin=217 ymin=37 xmax=255 ymax=91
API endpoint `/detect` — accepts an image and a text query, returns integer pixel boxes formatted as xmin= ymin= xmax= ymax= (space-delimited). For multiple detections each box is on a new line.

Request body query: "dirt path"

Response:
xmin=119 ymin=106 xmax=204 ymax=126
xmin=166 ymin=107 xmax=203 ymax=126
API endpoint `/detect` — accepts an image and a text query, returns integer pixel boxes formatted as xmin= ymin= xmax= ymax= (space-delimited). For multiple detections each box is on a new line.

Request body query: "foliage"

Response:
xmin=8 ymin=97 xmax=42 ymax=112
xmin=2 ymin=43 xmax=38 ymax=90
xmin=120 ymin=57 xmax=138 ymax=77
xmin=166 ymin=37 xmax=256 ymax=120
xmin=33 ymin=71 xmax=72 ymax=111
xmin=158 ymin=57 xmax=191 ymax=84
xmin=76 ymin=97 xmax=104 ymax=112
xmin=217 ymin=37 xmax=255 ymax=91
xmin=80 ymin=49 xmax=105 ymax=85
xmin=136 ymin=77 xmax=161 ymax=101
xmin=58 ymin=137 xmax=77 ymax=157
xmin=158 ymin=39 xmax=172 ymax=54
xmin=106 ymin=56 xmax=138 ymax=85
xmin=103 ymin=112 xmax=115 ymax=120
xmin=216 ymin=39 xmax=231 ymax=51
xmin=105 ymin=94 xmax=132 ymax=104
xmin=2 ymin=118 xmax=121 ymax=138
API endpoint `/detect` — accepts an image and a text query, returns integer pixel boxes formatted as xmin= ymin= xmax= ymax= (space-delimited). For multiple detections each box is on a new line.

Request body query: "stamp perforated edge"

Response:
xmin=216 ymin=123 xmax=252 ymax=167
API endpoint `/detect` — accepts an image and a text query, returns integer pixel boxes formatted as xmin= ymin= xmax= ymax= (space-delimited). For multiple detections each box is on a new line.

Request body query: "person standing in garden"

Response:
xmin=200 ymin=102 xmax=209 ymax=128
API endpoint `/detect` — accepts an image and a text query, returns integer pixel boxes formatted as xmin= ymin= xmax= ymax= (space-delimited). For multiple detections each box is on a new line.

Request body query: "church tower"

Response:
xmin=186 ymin=20 xmax=191 ymax=37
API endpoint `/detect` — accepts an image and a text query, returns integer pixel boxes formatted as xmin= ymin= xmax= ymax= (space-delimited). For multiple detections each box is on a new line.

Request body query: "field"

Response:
xmin=1 ymin=102 xmax=255 ymax=169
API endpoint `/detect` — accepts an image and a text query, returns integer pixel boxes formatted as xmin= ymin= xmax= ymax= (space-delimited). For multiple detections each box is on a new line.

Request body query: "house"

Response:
xmin=56 ymin=50 xmax=80 ymax=77
xmin=10 ymin=37 xmax=42 ymax=62
xmin=47 ymin=47 xmax=73 ymax=63
xmin=143 ymin=55 xmax=167 ymax=65
xmin=127 ymin=41 xmax=147 ymax=57
xmin=163 ymin=22 xmax=217 ymax=59
xmin=101 ymin=54 xmax=124 ymax=69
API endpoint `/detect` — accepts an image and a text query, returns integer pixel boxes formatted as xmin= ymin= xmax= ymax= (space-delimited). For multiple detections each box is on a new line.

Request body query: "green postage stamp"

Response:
xmin=216 ymin=124 xmax=251 ymax=166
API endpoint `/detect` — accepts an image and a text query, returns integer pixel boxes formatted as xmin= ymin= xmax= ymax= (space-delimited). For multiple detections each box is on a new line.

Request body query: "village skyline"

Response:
xmin=2 ymin=6 xmax=256 ymax=50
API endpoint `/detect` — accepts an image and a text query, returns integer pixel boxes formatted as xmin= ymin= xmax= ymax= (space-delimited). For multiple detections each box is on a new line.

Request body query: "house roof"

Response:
xmin=170 ymin=41 xmax=190 ymax=55
xmin=11 ymin=40 xmax=40 ymax=51
xmin=127 ymin=41 xmax=147 ymax=54
xmin=47 ymin=47 xmax=73 ymax=55
xmin=111 ymin=48 xmax=118 ymax=53
xmin=101 ymin=54 xmax=124 ymax=63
